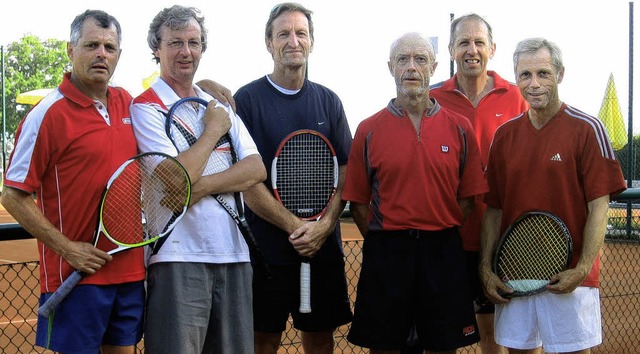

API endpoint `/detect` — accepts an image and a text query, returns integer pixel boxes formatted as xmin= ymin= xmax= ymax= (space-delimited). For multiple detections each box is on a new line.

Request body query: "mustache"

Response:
xmin=91 ymin=59 xmax=109 ymax=68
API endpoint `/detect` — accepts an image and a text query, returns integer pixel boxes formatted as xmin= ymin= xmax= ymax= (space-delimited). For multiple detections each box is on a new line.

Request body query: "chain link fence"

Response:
xmin=2 ymin=208 xmax=640 ymax=353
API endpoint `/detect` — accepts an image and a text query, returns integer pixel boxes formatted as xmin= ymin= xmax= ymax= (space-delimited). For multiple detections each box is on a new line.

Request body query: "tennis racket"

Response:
xmin=271 ymin=129 xmax=339 ymax=313
xmin=165 ymin=96 xmax=269 ymax=275
xmin=38 ymin=152 xmax=191 ymax=318
xmin=492 ymin=211 xmax=573 ymax=297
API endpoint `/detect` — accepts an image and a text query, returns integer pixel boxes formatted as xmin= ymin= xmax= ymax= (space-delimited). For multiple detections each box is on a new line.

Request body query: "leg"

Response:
xmin=294 ymin=245 xmax=351 ymax=353
xmin=254 ymin=331 xmax=283 ymax=354
xmin=476 ymin=312 xmax=507 ymax=354
xmin=464 ymin=250 xmax=506 ymax=354
xmin=253 ymin=265 xmax=299 ymax=353
xmin=101 ymin=345 xmax=136 ymax=354
xmin=507 ymin=349 xmax=543 ymax=354
xmin=301 ymin=329 xmax=335 ymax=354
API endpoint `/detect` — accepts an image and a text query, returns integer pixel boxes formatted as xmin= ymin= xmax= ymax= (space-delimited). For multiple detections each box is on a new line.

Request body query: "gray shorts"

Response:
xmin=144 ymin=262 xmax=253 ymax=354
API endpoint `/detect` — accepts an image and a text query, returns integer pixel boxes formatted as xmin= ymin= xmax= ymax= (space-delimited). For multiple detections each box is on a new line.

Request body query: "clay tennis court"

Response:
xmin=1 ymin=206 xmax=639 ymax=353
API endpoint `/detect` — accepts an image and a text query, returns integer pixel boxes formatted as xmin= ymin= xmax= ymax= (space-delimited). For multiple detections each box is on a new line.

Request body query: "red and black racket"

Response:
xmin=271 ymin=129 xmax=339 ymax=313
xmin=493 ymin=211 xmax=573 ymax=297
xmin=38 ymin=152 xmax=191 ymax=318
xmin=165 ymin=96 xmax=269 ymax=275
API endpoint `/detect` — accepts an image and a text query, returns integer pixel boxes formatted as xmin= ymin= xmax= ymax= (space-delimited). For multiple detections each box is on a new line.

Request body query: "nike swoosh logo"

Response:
xmin=496 ymin=113 xmax=504 ymax=117
xmin=318 ymin=121 xmax=326 ymax=125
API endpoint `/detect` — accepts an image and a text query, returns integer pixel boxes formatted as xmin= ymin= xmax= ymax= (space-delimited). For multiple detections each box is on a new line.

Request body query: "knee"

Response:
xmin=254 ymin=331 xmax=283 ymax=354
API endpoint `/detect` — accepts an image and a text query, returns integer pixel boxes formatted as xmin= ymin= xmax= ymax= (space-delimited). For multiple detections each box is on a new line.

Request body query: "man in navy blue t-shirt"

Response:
xmin=233 ymin=3 xmax=353 ymax=353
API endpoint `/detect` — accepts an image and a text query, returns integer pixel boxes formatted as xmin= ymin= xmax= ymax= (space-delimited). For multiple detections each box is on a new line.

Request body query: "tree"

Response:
xmin=2 ymin=34 xmax=70 ymax=139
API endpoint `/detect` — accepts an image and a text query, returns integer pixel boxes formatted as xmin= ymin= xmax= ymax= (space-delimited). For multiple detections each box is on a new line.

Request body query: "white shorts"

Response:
xmin=494 ymin=287 xmax=602 ymax=353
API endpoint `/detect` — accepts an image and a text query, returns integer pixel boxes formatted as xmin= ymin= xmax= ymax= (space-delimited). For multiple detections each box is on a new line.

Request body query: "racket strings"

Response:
xmin=102 ymin=154 xmax=190 ymax=246
xmin=169 ymin=101 xmax=234 ymax=178
xmin=496 ymin=214 xmax=571 ymax=293
xmin=276 ymin=134 xmax=336 ymax=218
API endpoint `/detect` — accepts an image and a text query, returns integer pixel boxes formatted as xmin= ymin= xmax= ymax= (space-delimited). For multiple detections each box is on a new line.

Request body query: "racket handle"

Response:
xmin=38 ymin=270 xmax=83 ymax=319
xmin=299 ymin=261 xmax=311 ymax=313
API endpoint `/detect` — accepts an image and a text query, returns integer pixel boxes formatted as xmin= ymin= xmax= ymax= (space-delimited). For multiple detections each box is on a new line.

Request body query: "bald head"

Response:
xmin=389 ymin=32 xmax=435 ymax=63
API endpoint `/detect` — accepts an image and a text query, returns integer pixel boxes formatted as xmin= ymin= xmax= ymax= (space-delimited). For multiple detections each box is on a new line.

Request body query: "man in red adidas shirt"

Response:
xmin=480 ymin=38 xmax=626 ymax=353
xmin=2 ymin=10 xmax=143 ymax=354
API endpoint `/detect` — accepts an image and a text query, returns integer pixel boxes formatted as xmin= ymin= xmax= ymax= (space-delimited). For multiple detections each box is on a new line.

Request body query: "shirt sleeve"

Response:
xmin=228 ymin=105 xmax=260 ymax=160
xmin=328 ymin=95 xmax=353 ymax=166
xmin=4 ymin=107 xmax=52 ymax=193
xmin=580 ymin=122 xmax=626 ymax=201
xmin=130 ymin=101 xmax=179 ymax=156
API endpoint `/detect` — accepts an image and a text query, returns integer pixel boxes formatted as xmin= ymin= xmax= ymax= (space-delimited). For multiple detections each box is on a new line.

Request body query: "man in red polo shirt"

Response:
xmin=2 ymin=10 xmax=144 ymax=354
xmin=429 ymin=13 xmax=529 ymax=354
xmin=343 ymin=32 xmax=486 ymax=353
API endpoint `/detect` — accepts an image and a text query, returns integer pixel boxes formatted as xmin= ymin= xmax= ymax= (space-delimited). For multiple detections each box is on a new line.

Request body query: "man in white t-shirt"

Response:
xmin=130 ymin=5 xmax=265 ymax=354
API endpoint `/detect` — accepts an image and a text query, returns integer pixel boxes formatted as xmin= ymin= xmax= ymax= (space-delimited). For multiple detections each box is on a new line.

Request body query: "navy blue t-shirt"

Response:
xmin=234 ymin=76 xmax=352 ymax=265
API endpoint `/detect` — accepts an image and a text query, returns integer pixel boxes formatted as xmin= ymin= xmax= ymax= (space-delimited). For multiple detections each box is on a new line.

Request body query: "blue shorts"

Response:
xmin=36 ymin=281 xmax=145 ymax=353
xmin=347 ymin=228 xmax=480 ymax=351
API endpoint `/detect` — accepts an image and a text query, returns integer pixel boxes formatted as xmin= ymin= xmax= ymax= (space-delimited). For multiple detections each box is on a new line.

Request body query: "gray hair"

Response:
xmin=389 ymin=32 xmax=436 ymax=63
xmin=513 ymin=37 xmax=563 ymax=73
xmin=70 ymin=10 xmax=122 ymax=46
xmin=147 ymin=5 xmax=207 ymax=64
xmin=265 ymin=2 xmax=314 ymax=41
xmin=448 ymin=13 xmax=493 ymax=49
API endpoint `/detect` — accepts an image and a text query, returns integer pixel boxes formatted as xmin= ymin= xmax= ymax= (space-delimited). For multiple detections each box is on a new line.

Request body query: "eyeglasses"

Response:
xmin=163 ymin=39 xmax=203 ymax=50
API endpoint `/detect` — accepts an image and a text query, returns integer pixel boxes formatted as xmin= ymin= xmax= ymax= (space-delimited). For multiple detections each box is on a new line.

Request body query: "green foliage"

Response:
xmin=1 ymin=35 xmax=70 ymax=137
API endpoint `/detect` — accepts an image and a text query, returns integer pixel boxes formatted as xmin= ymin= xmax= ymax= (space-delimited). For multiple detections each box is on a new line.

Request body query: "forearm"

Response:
xmin=457 ymin=196 xmax=475 ymax=226
xmin=350 ymin=202 xmax=370 ymax=237
xmin=243 ymin=182 xmax=303 ymax=234
xmin=480 ymin=206 xmax=502 ymax=272
xmin=576 ymin=195 xmax=610 ymax=275
xmin=191 ymin=154 xmax=266 ymax=199
xmin=312 ymin=166 xmax=348 ymax=234
xmin=176 ymin=129 xmax=225 ymax=184
xmin=1 ymin=187 xmax=71 ymax=256
xmin=195 ymin=79 xmax=236 ymax=111
xmin=479 ymin=206 xmax=513 ymax=301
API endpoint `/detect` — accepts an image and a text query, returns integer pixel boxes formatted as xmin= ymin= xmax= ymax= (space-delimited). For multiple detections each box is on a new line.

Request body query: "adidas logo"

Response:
xmin=550 ymin=153 xmax=562 ymax=162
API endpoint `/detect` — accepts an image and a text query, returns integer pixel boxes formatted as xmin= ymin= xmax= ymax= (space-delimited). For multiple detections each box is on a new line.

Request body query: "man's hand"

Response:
xmin=479 ymin=266 xmax=513 ymax=304
xmin=61 ymin=240 xmax=112 ymax=274
xmin=202 ymin=100 xmax=231 ymax=140
xmin=289 ymin=220 xmax=333 ymax=257
xmin=547 ymin=267 xmax=588 ymax=294
xmin=196 ymin=79 xmax=236 ymax=111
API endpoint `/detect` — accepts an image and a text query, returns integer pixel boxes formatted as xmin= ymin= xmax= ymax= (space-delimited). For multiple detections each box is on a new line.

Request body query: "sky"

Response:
xmin=1 ymin=0 xmax=639 ymax=135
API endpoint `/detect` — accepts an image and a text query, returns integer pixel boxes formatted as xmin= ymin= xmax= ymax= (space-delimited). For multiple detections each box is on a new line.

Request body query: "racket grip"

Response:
xmin=299 ymin=261 xmax=311 ymax=313
xmin=38 ymin=270 xmax=83 ymax=319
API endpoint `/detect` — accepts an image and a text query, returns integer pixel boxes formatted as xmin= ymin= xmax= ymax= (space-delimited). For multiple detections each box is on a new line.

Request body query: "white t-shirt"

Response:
xmin=131 ymin=79 xmax=260 ymax=265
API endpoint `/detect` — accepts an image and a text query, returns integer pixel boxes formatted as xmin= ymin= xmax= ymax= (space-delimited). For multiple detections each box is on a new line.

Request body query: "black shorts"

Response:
xmin=464 ymin=251 xmax=495 ymax=314
xmin=347 ymin=228 xmax=480 ymax=351
xmin=253 ymin=255 xmax=353 ymax=333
